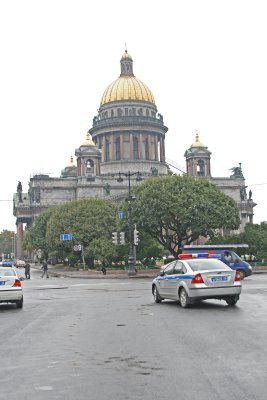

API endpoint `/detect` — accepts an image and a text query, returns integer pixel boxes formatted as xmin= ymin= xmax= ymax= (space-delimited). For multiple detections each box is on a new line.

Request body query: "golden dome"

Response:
xmin=81 ymin=132 xmax=95 ymax=146
xmin=191 ymin=132 xmax=205 ymax=148
xmin=101 ymin=76 xmax=155 ymax=105
xmin=100 ymin=51 xmax=155 ymax=106
xmin=67 ymin=155 xmax=76 ymax=168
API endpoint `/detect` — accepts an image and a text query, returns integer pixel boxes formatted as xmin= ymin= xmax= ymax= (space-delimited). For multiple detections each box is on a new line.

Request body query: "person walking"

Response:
xmin=41 ymin=260 xmax=49 ymax=278
xmin=25 ymin=261 xmax=31 ymax=279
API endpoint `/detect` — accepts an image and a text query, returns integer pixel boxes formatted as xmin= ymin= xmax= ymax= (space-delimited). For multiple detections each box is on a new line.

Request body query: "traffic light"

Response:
xmin=119 ymin=232 xmax=125 ymax=245
xmin=134 ymin=228 xmax=139 ymax=245
xmin=112 ymin=232 xmax=118 ymax=245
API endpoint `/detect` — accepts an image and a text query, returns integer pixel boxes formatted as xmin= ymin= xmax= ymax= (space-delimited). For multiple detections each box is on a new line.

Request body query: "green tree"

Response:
xmin=0 ymin=230 xmax=15 ymax=257
xmin=240 ymin=223 xmax=267 ymax=261
xmin=132 ymin=175 xmax=240 ymax=257
xmin=135 ymin=232 xmax=165 ymax=261
xmin=24 ymin=208 xmax=54 ymax=259
xmin=85 ymin=238 xmax=118 ymax=268
xmin=25 ymin=198 xmax=120 ymax=260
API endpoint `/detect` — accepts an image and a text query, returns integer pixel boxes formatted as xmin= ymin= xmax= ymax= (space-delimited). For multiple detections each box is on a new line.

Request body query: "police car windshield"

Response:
xmin=187 ymin=259 xmax=229 ymax=272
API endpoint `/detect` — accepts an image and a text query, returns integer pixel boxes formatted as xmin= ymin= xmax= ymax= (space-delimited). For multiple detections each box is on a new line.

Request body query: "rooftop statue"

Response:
xmin=17 ymin=181 xmax=22 ymax=202
xmin=230 ymin=163 xmax=244 ymax=178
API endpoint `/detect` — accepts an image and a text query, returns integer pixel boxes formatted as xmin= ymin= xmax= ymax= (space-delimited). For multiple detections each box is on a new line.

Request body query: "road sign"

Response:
xmin=60 ymin=233 xmax=73 ymax=241
xmin=73 ymin=244 xmax=82 ymax=251
xmin=118 ymin=211 xmax=124 ymax=220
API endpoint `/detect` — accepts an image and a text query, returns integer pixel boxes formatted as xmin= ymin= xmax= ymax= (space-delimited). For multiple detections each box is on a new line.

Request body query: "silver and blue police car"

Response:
xmin=152 ymin=253 xmax=242 ymax=308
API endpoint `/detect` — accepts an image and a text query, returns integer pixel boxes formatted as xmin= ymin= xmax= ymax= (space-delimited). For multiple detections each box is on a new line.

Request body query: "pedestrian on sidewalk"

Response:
xmin=41 ymin=260 xmax=49 ymax=278
xmin=25 ymin=261 xmax=31 ymax=279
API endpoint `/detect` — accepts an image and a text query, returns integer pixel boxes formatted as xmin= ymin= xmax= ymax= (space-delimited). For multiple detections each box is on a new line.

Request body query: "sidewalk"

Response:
xmin=33 ymin=264 xmax=267 ymax=279
xmin=33 ymin=265 xmax=160 ymax=279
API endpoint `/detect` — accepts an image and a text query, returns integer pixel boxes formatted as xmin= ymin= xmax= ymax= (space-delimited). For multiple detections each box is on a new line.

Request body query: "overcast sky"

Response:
xmin=1 ymin=0 xmax=266 ymax=232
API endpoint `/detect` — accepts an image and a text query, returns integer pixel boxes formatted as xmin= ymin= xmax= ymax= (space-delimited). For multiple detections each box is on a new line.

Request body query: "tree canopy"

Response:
xmin=132 ymin=175 xmax=240 ymax=257
xmin=207 ymin=222 xmax=267 ymax=261
xmin=24 ymin=198 xmax=120 ymax=260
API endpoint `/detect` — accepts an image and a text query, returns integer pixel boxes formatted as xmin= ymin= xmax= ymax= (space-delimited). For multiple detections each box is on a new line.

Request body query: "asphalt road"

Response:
xmin=0 ymin=269 xmax=267 ymax=400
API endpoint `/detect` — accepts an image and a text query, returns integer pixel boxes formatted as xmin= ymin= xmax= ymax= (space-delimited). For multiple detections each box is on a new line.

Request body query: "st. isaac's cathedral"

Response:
xmin=13 ymin=50 xmax=256 ymax=257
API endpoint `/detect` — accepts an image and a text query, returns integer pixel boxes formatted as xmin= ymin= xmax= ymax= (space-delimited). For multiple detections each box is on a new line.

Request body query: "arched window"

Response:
xmin=197 ymin=160 xmax=205 ymax=176
xmin=133 ymin=137 xmax=139 ymax=160
xmin=86 ymin=159 xmax=94 ymax=173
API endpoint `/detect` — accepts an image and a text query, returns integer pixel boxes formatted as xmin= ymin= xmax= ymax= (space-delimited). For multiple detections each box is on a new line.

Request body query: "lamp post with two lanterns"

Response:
xmin=116 ymin=171 xmax=142 ymax=276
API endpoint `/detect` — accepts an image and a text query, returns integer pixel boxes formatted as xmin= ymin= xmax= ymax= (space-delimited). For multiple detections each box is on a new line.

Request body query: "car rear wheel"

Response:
xmin=179 ymin=288 xmax=189 ymax=308
xmin=226 ymin=296 xmax=238 ymax=306
xmin=153 ymin=286 xmax=162 ymax=303
xmin=16 ymin=298 xmax=23 ymax=309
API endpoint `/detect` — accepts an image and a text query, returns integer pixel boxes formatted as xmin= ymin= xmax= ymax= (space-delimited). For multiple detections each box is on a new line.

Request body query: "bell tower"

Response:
xmin=184 ymin=132 xmax=211 ymax=177
xmin=75 ymin=132 xmax=102 ymax=181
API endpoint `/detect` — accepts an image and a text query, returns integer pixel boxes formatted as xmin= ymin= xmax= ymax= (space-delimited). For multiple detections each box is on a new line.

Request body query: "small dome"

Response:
xmin=191 ymin=132 xmax=206 ymax=148
xmin=67 ymin=155 xmax=76 ymax=168
xmin=81 ymin=132 xmax=95 ymax=146
xmin=121 ymin=50 xmax=132 ymax=60
xmin=100 ymin=51 xmax=155 ymax=106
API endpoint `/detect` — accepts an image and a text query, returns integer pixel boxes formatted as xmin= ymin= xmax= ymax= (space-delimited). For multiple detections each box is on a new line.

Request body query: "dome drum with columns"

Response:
xmin=89 ymin=50 xmax=168 ymax=176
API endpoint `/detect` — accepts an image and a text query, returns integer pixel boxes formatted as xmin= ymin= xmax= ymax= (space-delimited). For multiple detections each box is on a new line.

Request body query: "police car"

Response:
xmin=152 ymin=253 xmax=242 ymax=308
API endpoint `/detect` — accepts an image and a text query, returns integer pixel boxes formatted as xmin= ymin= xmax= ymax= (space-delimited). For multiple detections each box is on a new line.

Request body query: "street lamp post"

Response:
xmin=117 ymin=171 xmax=142 ymax=276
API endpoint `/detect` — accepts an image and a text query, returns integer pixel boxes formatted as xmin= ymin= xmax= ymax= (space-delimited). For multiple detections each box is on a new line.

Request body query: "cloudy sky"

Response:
xmin=1 ymin=0 xmax=266 ymax=232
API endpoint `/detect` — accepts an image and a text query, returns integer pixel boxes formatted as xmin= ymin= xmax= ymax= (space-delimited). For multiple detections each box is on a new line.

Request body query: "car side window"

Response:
xmin=173 ymin=261 xmax=184 ymax=274
xmin=182 ymin=265 xmax=188 ymax=274
xmin=164 ymin=262 xmax=175 ymax=275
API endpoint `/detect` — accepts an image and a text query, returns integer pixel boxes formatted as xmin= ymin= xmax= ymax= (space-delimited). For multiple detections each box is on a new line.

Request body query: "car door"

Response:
xmin=159 ymin=262 xmax=176 ymax=297
xmin=169 ymin=261 xmax=185 ymax=299
xmin=163 ymin=261 xmax=185 ymax=298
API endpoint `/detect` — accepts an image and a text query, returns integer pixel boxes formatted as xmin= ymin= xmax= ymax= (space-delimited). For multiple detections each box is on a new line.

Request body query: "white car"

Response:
xmin=152 ymin=254 xmax=242 ymax=308
xmin=0 ymin=267 xmax=23 ymax=308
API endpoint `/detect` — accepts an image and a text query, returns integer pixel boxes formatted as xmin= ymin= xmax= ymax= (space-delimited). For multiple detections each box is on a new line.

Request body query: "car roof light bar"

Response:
xmin=178 ymin=253 xmax=209 ymax=259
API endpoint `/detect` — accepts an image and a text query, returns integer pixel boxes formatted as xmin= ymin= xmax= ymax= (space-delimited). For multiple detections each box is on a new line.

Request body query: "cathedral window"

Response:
xmin=197 ymin=160 xmax=205 ymax=176
xmin=117 ymin=108 xmax=123 ymax=116
xmin=146 ymin=109 xmax=149 ymax=116
xmin=111 ymin=109 xmax=114 ymax=117
xmin=86 ymin=159 xmax=94 ymax=173
xmin=125 ymin=108 xmax=128 ymax=115
xmin=115 ymin=137 xmax=121 ymax=160
xmin=132 ymin=108 xmax=136 ymax=116
xmin=145 ymin=138 xmax=149 ymax=160
xmin=105 ymin=140 xmax=110 ymax=161
xmin=133 ymin=137 xmax=139 ymax=159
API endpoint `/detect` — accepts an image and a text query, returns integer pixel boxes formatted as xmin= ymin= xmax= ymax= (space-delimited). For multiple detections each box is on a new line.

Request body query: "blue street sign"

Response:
xmin=118 ymin=211 xmax=124 ymax=220
xmin=60 ymin=233 xmax=73 ymax=241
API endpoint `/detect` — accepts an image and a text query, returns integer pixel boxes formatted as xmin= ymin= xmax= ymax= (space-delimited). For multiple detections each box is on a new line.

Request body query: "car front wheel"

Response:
xmin=179 ymin=288 xmax=189 ymax=308
xmin=153 ymin=286 xmax=162 ymax=303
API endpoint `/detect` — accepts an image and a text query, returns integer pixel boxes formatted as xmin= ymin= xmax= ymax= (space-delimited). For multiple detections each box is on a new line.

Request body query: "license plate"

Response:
xmin=211 ymin=276 xmax=228 ymax=282
xmin=0 ymin=281 xmax=5 ymax=285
